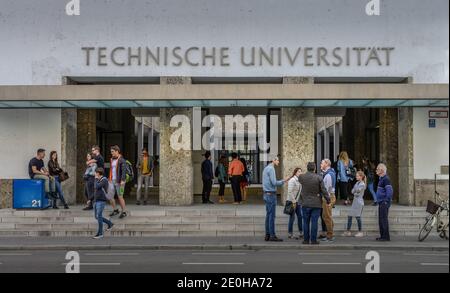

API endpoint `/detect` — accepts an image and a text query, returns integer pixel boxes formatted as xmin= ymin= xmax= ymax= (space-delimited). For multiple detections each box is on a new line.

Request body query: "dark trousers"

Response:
xmin=302 ymin=207 xmax=321 ymax=242
xmin=320 ymin=208 xmax=327 ymax=233
xmin=84 ymin=175 xmax=95 ymax=205
xmin=202 ymin=179 xmax=213 ymax=203
xmin=230 ymin=176 xmax=242 ymax=202
xmin=339 ymin=181 xmax=350 ymax=200
xmin=218 ymin=180 xmax=225 ymax=196
xmin=378 ymin=201 xmax=391 ymax=240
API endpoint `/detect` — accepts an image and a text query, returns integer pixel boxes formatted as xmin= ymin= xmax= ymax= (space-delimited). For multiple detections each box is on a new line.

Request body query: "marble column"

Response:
xmin=379 ymin=108 xmax=399 ymax=202
xmin=0 ymin=179 xmax=13 ymax=209
xmin=280 ymin=77 xmax=315 ymax=202
xmin=159 ymin=76 xmax=193 ymax=206
xmin=61 ymin=109 xmax=77 ymax=204
xmin=398 ymin=107 xmax=415 ymax=205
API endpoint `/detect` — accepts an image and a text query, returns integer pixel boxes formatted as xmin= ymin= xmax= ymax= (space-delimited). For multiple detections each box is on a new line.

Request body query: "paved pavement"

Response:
xmin=0 ymin=248 xmax=448 ymax=273
xmin=0 ymin=235 xmax=448 ymax=251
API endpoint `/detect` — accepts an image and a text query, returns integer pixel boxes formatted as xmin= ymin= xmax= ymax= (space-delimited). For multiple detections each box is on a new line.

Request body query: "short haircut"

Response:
xmin=111 ymin=145 xmax=121 ymax=153
xmin=92 ymin=145 xmax=101 ymax=152
xmin=270 ymin=155 xmax=280 ymax=162
xmin=321 ymin=159 xmax=332 ymax=167
xmin=377 ymin=163 xmax=387 ymax=173
xmin=37 ymin=148 xmax=45 ymax=154
xmin=307 ymin=162 xmax=316 ymax=172
xmin=231 ymin=152 xmax=238 ymax=159
xmin=142 ymin=147 xmax=148 ymax=152
xmin=95 ymin=167 xmax=104 ymax=176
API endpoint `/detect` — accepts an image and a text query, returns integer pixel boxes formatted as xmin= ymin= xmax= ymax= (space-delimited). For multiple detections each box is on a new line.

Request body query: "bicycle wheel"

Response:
xmin=418 ymin=214 xmax=436 ymax=242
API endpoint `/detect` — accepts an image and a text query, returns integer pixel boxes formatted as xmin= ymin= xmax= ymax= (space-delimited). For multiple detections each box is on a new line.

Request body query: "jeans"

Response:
xmin=288 ymin=204 xmax=303 ymax=234
xmin=368 ymin=182 xmax=377 ymax=202
xmin=202 ymin=179 xmax=213 ymax=203
xmin=347 ymin=216 xmax=362 ymax=231
xmin=378 ymin=201 xmax=391 ymax=240
xmin=33 ymin=174 xmax=56 ymax=194
xmin=302 ymin=207 xmax=321 ymax=242
xmin=263 ymin=193 xmax=277 ymax=237
xmin=230 ymin=176 xmax=242 ymax=203
xmin=94 ymin=201 xmax=113 ymax=236
xmin=218 ymin=180 xmax=225 ymax=196
xmin=53 ymin=176 xmax=67 ymax=206
xmin=137 ymin=174 xmax=151 ymax=202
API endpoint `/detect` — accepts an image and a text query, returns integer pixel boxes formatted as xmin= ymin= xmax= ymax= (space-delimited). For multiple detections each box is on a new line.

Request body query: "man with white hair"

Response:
xmin=375 ymin=163 xmax=393 ymax=241
xmin=320 ymin=158 xmax=337 ymax=242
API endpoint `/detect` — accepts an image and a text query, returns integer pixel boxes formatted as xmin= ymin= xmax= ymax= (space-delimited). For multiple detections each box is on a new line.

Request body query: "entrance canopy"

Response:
xmin=0 ymin=83 xmax=448 ymax=108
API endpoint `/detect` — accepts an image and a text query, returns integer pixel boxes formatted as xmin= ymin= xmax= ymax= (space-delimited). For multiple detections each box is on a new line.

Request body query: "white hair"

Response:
xmin=377 ymin=163 xmax=387 ymax=173
xmin=321 ymin=159 xmax=332 ymax=167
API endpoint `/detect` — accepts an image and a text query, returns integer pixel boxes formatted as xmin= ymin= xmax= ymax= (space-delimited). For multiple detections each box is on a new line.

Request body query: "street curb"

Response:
xmin=0 ymin=244 xmax=448 ymax=251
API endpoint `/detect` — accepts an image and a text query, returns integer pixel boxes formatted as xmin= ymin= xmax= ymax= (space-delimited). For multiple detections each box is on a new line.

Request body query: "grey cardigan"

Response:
xmin=349 ymin=181 xmax=366 ymax=217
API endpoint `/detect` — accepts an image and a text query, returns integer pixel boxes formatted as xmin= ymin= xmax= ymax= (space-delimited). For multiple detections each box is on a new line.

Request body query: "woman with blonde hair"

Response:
xmin=343 ymin=171 xmax=366 ymax=237
xmin=337 ymin=151 xmax=354 ymax=205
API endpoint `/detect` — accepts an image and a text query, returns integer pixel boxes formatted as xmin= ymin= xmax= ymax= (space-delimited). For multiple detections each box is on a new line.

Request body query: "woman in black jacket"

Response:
xmin=48 ymin=151 xmax=69 ymax=209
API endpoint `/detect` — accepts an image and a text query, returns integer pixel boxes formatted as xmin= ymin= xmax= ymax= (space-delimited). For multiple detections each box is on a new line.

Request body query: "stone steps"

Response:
xmin=0 ymin=205 xmax=444 ymax=237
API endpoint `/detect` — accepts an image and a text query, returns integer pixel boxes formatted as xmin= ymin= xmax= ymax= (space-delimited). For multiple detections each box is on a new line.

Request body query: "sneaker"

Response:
xmin=64 ymin=205 xmax=69 ymax=209
xmin=288 ymin=234 xmax=297 ymax=239
xmin=119 ymin=211 xmax=128 ymax=219
xmin=318 ymin=235 xmax=327 ymax=240
xmin=302 ymin=240 xmax=310 ymax=245
xmin=264 ymin=234 xmax=270 ymax=241
xmin=232 ymin=202 xmax=240 ymax=205
xmin=342 ymin=231 xmax=352 ymax=237
xmin=109 ymin=209 xmax=120 ymax=217
xmin=322 ymin=237 xmax=335 ymax=243
xmin=208 ymin=200 xmax=214 ymax=204
xmin=311 ymin=241 xmax=320 ymax=245
xmin=106 ymin=223 xmax=114 ymax=232
xmin=136 ymin=201 xmax=141 ymax=206
xmin=298 ymin=232 xmax=304 ymax=239
xmin=83 ymin=206 xmax=93 ymax=211
xmin=92 ymin=234 xmax=104 ymax=239
xmin=354 ymin=232 xmax=364 ymax=237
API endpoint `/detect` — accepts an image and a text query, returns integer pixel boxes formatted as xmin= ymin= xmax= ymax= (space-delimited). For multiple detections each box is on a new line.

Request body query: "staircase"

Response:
xmin=0 ymin=204 xmax=440 ymax=237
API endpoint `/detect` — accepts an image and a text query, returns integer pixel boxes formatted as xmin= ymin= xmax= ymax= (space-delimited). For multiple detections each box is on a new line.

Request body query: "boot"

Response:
xmin=52 ymin=199 xmax=59 ymax=209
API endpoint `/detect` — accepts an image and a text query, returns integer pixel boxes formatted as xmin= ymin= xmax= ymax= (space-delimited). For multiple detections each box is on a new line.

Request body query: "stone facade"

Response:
xmin=159 ymin=76 xmax=194 ymax=206
xmin=414 ymin=179 xmax=449 ymax=206
xmin=0 ymin=179 xmax=12 ymax=209
xmin=76 ymin=109 xmax=97 ymax=203
xmin=379 ymin=108 xmax=399 ymax=202
xmin=61 ymin=109 xmax=77 ymax=204
xmin=398 ymin=107 xmax=415 ymax=205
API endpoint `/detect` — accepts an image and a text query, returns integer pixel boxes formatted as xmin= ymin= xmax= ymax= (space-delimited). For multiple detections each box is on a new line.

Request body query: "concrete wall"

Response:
xmin=0 ymin=0 xmax=448 ymax=85
xmin=413 ymin=107 xmax=449 ymax=179
xmin=0 ymin=109 xmax=62 ymax=178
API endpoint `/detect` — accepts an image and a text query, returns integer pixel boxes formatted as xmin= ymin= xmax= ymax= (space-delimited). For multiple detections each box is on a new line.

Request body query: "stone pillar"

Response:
xmin=0 ymin=179 xmax=12 ymax=209
xmin=76 ymin=109 xmax=97 ymax=204
xmin=398 ymin=107 xmax=415 ymax=205
xmin=379 ymin=108 xmax=399 ymax=202
xmin=61 ymin=109 xmax=77 ymax=204
xmin=281 ymin=77 xmax=315 ymax=202
xmin=159 ymin=76 xmax=193 ymax=206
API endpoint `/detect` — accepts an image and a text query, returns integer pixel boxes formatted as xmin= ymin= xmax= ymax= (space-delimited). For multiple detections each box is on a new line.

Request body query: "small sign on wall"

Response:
xmin=428 ymin=119 xmax=436 ymax=128
xmin=429 ymin=110 xmax=448 ymax=118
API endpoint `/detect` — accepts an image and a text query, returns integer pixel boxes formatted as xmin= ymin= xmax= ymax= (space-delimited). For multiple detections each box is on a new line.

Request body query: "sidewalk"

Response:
xmin=0 ymin=236 xmax=447 ymax=251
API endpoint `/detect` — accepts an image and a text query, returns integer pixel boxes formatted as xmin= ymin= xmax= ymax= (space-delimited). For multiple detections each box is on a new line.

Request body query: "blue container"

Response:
xmin=13 ymin=179 xmax=49 ymax=209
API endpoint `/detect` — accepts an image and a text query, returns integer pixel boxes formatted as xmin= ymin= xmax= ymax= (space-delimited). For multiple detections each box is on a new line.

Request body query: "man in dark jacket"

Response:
xmin=299 ymin=162 xmax=330 ymax=245
xmin=93 ymin=167 xmax=114 ymax=239
xmin=201 ymin=151 xmax=214 ymax=204
xmin=108 ymin=145 xmax=128 ymax=218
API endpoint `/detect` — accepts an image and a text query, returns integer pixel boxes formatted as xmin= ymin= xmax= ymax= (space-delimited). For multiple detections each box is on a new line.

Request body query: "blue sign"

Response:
xmin=429 ymin=119 xmax=436 ymax=128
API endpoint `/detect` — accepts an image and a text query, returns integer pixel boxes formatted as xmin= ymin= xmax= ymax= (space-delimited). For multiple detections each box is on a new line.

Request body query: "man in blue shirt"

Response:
xmin=262 ymin=156 xmax=289 ymax=241
xmin=201 ymin=151 xmax=214 ymax=204
xmin=375 ymin=163 xmax=393 ymax=241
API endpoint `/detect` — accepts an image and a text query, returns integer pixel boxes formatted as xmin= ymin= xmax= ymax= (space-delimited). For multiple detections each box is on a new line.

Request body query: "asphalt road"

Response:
xmin=0 ymin=249 xmax=448 ymax=273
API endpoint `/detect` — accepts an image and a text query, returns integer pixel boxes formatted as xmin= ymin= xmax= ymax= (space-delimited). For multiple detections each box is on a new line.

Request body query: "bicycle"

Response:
xmin=418 ymin=192 xmax=449 ymax=242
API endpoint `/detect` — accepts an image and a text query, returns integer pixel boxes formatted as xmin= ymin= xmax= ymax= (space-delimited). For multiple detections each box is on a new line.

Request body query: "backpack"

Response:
xmin=101 ymin=177 xmax=115 ymax=200
xmin=215 ymin=165 xmax=220 ymax=177
xmin=125 ymin=160 xmax=135 ymax=183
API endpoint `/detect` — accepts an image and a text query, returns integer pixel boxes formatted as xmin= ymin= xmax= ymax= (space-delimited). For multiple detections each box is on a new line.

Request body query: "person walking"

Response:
xmin=262 ymin=156 xmax=288 ymax=241
xmin=89 ymin=145 xmax=105 ymax=169
xmin=287 ymin=168 xmax=303 ymax=239
xmin=201 ymin=151 xmax=214 ymax=204
xmin=108 ymin=145 xmax=128 ymax=219
xmin=92 ymin=167 xmax=114 ymax=239
xmin=320 ymin=159 xmax=337 ymax=243
xmin=28 ymin=148 xmax=56 ymax=209
xmin=337 ymin=151 xmax=355 ymax=205
xmin=343 ymin=171 xmax=366 ymax=237
xmin=217 ymin=155 xmax=228 ymax=203
xmin=375 ymin=163 xmax=393 ymax=241
xmin=228 ymin=153 xmax=245 ymax=204
xmin=298 ymin=162 xmax=330 ymax=245
xmin=136 ymin=147 xmax=153 ymax=205
xmin=362 ymin=157 xmax=377 ymax=206
xmin=48 ymin=151 xmax=69 ymax=209
xmin=83 ymin=153 xmax=97 ymax=211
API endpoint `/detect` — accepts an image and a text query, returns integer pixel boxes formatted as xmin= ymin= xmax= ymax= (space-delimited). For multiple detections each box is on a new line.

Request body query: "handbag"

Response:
xmin=283 ymin=200 xmax=295 ymax=215
xmin=59 ymin=171 xmax=69 ymax=182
